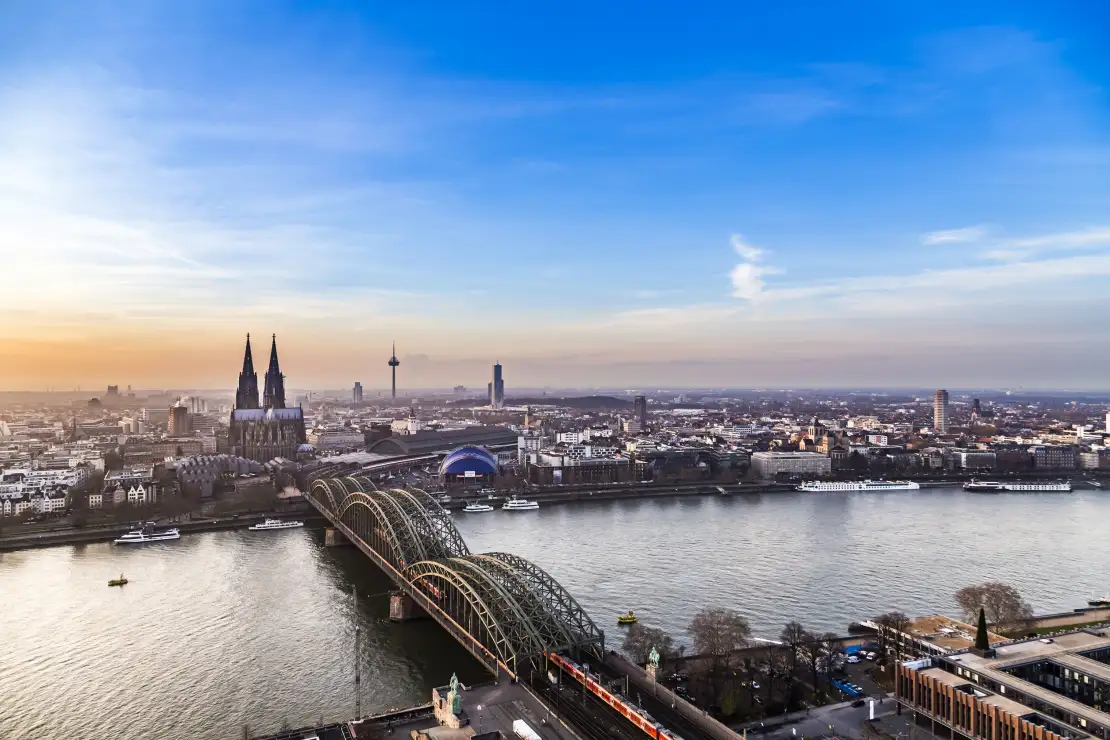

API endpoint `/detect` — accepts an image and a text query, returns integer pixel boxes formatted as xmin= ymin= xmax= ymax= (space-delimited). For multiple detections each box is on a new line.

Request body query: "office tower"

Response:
xmin=633 ymin=395 xmax=648 ymax=430
xmin=933 ymin=389 xmax=950 ymax=433
xmin=169 ymin=404 xmax=192 ymax=436
xmin=489 ymin=363 xmax=504 ymax=409
xmin=388 ymin=342 xmax=400 ymax=400
xmin=353 ymin=382 xmax=363 ymax=403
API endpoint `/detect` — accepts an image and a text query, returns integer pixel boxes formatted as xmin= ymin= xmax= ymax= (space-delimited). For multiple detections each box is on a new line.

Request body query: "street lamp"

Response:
xmin=476 ymin=704 xmax=483 ymax=734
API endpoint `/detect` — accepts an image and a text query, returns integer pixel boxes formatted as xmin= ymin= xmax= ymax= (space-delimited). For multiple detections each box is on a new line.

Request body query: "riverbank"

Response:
xmin=441 ymin=482 xmax=795 ymax=509
xmin=0 ymin=506 xmax=323 ymax=552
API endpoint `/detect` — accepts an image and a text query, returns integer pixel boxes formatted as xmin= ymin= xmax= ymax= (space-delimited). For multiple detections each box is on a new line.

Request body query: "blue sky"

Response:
xmin=2 ymin=1 xmax=1110 ymax=389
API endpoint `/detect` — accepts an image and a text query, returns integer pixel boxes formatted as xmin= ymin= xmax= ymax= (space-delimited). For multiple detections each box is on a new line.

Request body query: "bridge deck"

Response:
xmin=308 ymin=492 xmax=506 ymax=676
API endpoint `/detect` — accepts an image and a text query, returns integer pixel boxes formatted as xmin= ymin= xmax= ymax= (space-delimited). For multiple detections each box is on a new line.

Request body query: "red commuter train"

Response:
xmin=547 ymin=653 xmax=685 ymax=740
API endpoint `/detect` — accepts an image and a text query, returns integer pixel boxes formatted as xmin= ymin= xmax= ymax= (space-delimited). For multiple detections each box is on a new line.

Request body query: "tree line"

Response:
xmin=620 ymin=580 xmax=1039 ymax=719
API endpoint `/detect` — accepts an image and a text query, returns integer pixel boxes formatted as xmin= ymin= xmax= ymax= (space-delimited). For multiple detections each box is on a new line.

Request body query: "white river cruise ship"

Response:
xmin=796 ymin=480 xmax=920 ymax=492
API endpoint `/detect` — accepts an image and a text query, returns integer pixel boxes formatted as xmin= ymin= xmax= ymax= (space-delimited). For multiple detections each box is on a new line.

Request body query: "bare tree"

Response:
xmin=954 ymin=582 xmax=1034 ymax=634
xmin=780 ymin=621 xmax=807 ymax=709
xmin=622 ymin=622 xmax=677 ymax=666
xmin=875 ymin=611 xmax=913 ymax=664
xmin=689 ymin=607 xmax=751 ymax=667
xmin=689 ymin=607 xmax=751 ymax=703
xmin=802 ymin=631 xmax=825 ymax=700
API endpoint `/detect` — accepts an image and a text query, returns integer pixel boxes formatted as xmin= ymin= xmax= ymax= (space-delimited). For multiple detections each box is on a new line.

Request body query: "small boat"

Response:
xmin=114 ymin=523 xmax=181 ymax=545
xmin=617 ymin=611 xmax=638 ymax=625
xmin=502 ymin=497 xmax=539 ymax=511
xmin=108 ymin=574 xmax=128 ymax=587
xmin=1089 ymin=596 xmax=1110 ymax=607
xmin=463 ymin=502 xmax=495 ymax=513
xmin=248 ymin=518 xmax=305 ymax=531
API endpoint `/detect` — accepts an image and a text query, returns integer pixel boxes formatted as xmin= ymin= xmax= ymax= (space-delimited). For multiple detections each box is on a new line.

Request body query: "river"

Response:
xmin=1 ymin=487 xmax=1106 ymax=739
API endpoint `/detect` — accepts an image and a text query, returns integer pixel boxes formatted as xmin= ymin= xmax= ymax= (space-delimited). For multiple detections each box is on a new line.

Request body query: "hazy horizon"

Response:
xmin=3 ymin=3 xmax=1109 ymax=389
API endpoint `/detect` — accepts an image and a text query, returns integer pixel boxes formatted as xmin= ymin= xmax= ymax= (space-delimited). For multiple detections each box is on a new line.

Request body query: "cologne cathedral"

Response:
xmin=227 ymin=334 xmax=307 ymax=462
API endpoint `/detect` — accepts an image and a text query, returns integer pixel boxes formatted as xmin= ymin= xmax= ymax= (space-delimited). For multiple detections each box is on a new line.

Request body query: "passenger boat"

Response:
xmin=108 ymin=574 xmax=128 ymax=587
xmin=617 ymin=611 xmax=638 ymax=625
xmin=964 ymin=480 xmax=1005 ymax=492
xmin=462 ymin=502 xmax=495 ymax=513
xmin=1001 ymin=481 xmax=1071 ymax=492
xmin=247 ymin=518 xmax=305 ymax=531
xmin=113 ymin=523 xmax=181 ymax=545
xmin=965 ymin=480 xmax=1071 ymax=493
xmin=502 ymin=497 xmax=539 ymax=511
xmin=796 ymin=480 xmax=920 ymax=492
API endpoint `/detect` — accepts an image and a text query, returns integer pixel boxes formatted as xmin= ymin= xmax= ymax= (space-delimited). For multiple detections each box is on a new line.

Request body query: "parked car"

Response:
xmin=847 ymin=655 xmax=861 ymax=664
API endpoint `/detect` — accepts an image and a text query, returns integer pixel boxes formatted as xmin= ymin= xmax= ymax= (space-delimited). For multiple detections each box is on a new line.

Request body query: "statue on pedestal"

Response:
xmin=448 ymin=672 xmax=461 ymax=715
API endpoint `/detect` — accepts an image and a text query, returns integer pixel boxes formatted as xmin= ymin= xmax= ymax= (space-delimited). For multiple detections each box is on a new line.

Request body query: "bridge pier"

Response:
xmin=324 ymin=528 xmax=350 ymax=547
xmin=389 ymin=591 xmax=426 ymax=622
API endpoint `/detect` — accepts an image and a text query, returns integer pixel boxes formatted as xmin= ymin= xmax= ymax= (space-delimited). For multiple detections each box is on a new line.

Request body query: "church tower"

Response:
xmin=235 ymin=334 xmax=260 ymax=410
xmin=262 ymin=334 xmax=287 ymax=409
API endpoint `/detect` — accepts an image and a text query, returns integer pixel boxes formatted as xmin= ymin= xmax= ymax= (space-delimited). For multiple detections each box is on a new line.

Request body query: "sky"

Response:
xmin=2 ymin=1 xmax=1110 ymax=390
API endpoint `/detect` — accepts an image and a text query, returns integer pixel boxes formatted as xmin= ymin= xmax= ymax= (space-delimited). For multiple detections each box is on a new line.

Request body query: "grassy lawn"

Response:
xmin=1024 ymin=620 xmax=1110 ymax=636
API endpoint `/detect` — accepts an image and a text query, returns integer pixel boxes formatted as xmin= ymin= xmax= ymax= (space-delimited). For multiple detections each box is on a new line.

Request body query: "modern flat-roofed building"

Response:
xmin=897 ymin=629 xmax=1110 ymax=740
xmin=875 ymin=614 xmax=1008 ymax=658
xmin=750 ymin=450 xmax=831 ymax=480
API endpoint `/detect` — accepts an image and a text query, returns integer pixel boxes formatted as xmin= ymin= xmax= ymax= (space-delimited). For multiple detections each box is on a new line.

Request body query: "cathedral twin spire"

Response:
xmin=262 ymin=334 xmax=286 ymax=410
xmin=235 ymin=333 xmax=286 ymax=410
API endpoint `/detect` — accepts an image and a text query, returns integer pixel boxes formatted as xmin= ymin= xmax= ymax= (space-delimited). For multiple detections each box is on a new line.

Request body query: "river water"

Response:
xmin=2 ymin=487 xmax=1106 ymax=739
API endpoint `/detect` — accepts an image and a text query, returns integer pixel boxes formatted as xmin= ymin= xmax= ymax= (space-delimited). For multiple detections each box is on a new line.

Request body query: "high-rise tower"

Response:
xmin=388 ymin=342 xmax=400 ymax=401
xmin=933 ymin=389 xmax=950 ymax=434
xmin=633 ymin=395 xmax=648 ymax=430
xmin=489 ymin=363 xmax=504 ymax=409
xmin=262 ymin=334 xmax=286 ymax=409
xmin=235 ymin=334 xmax=260 ymax=410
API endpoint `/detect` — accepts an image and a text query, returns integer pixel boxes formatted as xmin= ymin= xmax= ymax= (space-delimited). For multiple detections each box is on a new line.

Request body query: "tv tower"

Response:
xmin=388 ymin=342 xmax=400 ymax=401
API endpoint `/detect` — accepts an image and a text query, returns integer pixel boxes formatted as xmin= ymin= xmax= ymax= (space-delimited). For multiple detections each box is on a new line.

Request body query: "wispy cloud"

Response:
xmin=728 ymin=234 xmax=781 ymax=301
xmin=923 ymin=226 xmax=987 ymax=245
xmin=1009 ymin=227 xmax=1110 ymax=249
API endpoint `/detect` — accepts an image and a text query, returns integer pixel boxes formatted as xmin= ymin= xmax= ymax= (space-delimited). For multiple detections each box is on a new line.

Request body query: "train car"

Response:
xmin=547 ymin=653 xmax=677 ymax=740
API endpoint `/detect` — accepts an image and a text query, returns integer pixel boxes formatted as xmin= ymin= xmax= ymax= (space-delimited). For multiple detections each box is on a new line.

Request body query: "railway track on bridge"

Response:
xmin=304 ymin=475 xmax=606 ymax=679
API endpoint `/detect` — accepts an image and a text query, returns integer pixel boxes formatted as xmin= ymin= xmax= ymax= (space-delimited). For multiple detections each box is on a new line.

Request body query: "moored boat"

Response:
xmin=113 ymin=522 xmax=180 ymax=545
xmin=797 ymin=480 xmax=920 ymax=492
xmin=462 ymin=501 xmax=495 ymax=513
xmin=502 ymin=497 xmax=539 ymax=511
xmin=964 ymin=480 xmax=1005 ymax=492
xmin=247 ymin=518 xmax=305 ymax=531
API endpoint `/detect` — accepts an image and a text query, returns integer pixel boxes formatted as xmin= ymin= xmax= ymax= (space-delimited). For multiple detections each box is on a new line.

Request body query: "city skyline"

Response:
xmin=3 ymin=2 xmax=1110 ymax=388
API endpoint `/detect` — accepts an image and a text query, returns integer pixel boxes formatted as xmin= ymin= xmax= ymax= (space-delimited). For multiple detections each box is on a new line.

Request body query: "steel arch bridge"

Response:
xmin=306 ymin=476 xmax=605 ymax=676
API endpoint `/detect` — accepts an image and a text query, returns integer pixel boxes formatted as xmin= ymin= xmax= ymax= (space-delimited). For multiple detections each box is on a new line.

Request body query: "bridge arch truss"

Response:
xmin=305 ymin=477 xmax=604 ymax=675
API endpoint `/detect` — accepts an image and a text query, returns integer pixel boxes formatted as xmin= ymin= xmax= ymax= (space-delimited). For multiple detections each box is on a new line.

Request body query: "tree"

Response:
xmin=975 ymin=608 xmax=991 ymax=651
xmin=104 ymin=450 xmax=124 ymax=471
xmin=874 ymin=611 xmax=912 ymax=663
xmin=689 ymin=607 xmax=751 ymax=704
xmin=954 ymin=582 xmax=1034 ymax=634
xmin=780 ymin=621 xmax=807 ymax=709
xmin=622 ymin=622 xmax=677 ymax=666
xmin=689 ymin=607 xmax=751 ymax=668
xmin=803 ymin=631 xmax=826 ymax=700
